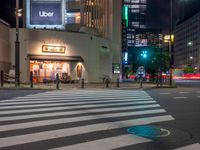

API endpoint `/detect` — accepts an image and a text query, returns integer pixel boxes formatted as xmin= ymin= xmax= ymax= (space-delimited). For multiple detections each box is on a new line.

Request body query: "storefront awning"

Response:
xmin=27 ymin=54 xmax=84 ymax=62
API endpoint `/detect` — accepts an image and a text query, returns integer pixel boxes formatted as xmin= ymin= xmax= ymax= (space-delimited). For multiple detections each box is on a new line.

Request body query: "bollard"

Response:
xmin=30 ymin=71 xmax=33 ymax=88
xmin=106 ymin=78 xmax=109 ymax=88
xmin=81 ymin=78 xmax=84 ymax=88
xmin=56 ymin=73 xmax=59 ymax=90
xmin=117 ymin=78 xmax=119 ymax=88
xmin=0 ymin=70 xmax=4 ymax=87
xmin=140 ymin=77 xmax=143 ymax=88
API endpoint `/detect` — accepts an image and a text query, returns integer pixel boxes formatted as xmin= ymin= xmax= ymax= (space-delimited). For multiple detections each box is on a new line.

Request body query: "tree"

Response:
xmin=184 ymin=66 xmax=194 ymax=73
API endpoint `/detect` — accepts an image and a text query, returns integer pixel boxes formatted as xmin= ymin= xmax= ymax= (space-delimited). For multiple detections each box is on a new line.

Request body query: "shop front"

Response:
xmin=28 ymin=54 xmax=84 ymax=83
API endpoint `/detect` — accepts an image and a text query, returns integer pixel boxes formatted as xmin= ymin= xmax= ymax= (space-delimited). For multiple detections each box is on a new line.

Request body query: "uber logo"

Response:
xmin=30 ymin=2 xmax=62 ymax=25
xmin=39 ymin=11 xmax=54 ymax=17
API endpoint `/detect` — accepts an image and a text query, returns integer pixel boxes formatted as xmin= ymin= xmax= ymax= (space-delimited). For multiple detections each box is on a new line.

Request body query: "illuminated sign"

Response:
xmin=112 ymin=63 xmax=120 ymax=74
xmin=164 ymin=35 xmax=174 ymax=43
xmin=26 ymin=0 xmax=65 ymax=29
xmin=30 ymin=2 xmax=62 ymax=25
xmin=122 ymin=6 xmax=129 ymax=27
xmin=122 ymin=52 xmax=128 ymax=64
xmin=42 ymin=45 xmax=66 ymax=53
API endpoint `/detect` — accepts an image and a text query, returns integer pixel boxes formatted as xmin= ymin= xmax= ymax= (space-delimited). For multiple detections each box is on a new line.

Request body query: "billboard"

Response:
xmin=26 ymin=0 xmax=65 ymax=29
xmin=30 ymin=2 xmax=62 ymax=25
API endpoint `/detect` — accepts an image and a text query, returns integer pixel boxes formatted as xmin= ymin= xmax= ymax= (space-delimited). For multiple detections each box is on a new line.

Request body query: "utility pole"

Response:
xmin=169 ymin=0 xmax=173 ymax=86
xmin=15 ymin=0 xmax=20 ymax=86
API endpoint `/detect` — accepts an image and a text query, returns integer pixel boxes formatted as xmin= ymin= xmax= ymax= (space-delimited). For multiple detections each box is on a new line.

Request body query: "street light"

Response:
xmin=15 ymin=0 xmax=20 ymax=86
xmin=169 ymin=0 xmax=173 ymax=86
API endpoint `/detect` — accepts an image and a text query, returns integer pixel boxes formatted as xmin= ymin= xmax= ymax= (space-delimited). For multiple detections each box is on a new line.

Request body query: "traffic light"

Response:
xmin=141 ymin=51 xmax=147 ymax=58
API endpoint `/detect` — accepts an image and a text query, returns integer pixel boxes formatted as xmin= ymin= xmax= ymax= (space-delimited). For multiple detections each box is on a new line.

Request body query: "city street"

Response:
xmin=0 ymin=83 xmax=199 ymax=150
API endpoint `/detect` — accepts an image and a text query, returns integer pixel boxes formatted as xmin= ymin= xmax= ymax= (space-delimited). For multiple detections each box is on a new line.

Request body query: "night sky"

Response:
xmin=0 ymin=0 xmax=200 ymax=33
xmin=147 ymin=0 xmax=200 ymax=33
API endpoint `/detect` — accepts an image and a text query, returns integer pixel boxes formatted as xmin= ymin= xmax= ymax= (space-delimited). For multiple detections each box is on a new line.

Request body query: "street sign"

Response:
xmin=136 ymin=66 xmax=145 ymax=78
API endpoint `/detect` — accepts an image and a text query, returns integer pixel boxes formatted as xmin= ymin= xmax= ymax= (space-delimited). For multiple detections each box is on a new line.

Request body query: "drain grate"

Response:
xmin=127 ymin=125 xmax=170 ymax=138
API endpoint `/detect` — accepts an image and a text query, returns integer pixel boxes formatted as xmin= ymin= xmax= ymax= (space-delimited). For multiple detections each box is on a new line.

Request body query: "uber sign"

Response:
xmin=30 ymin=2 xmax=62 ymax=25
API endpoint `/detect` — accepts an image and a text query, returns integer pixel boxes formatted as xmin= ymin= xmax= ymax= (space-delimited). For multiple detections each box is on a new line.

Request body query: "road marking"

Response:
xmin=0 ymin=103 xmax=161 ymax=115
xmin=49 ymin=134 xmax=151 ymax=150
xmin=173 ymin=97 xmax=188 ymax=99
xmin=1 ymin=96 xmax=151 ymax=103
xmin=0 ymin=115 xmax=174 ymax=148
xmin=160 ymin=93 xmax=171 ymax=95
xmin=175 ymin=143 xmax=200 ymax=150
xmin=0 ymin=109 xmax=166 ymax=132
xmin=179 ymin=92 xmax=190 ymax=94
xmin=0 ymin=104 xmax=161 ymax=122
xmin=0 ymin=97 xmax=153 ymax=106
xmin=197 ymin=96 xmax=200 ymax=98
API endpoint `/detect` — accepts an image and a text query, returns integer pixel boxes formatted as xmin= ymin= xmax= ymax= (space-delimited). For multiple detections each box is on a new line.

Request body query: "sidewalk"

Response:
xmin=0 ymin=82 xmax=174 ymax=90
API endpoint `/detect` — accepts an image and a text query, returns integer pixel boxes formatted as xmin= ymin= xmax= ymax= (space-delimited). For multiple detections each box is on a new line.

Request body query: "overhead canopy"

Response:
xmin=27 ymin=54 xmax=84 ymax=62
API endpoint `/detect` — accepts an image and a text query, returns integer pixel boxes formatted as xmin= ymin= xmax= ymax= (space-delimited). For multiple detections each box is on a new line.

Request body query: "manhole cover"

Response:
xmin=127 ymin=125 xmax=170 ymax=138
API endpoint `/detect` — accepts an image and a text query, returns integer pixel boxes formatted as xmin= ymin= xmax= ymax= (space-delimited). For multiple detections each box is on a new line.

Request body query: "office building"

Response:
xmin=0 ymin=19 xmax=11 ymax=73
xmin=174 ymin=11 xmax=200 ymax=72
xmin=1 ymin=0 xmax=122 ymax=83
xmin=122 ymin=0 xmax=147 ymax=47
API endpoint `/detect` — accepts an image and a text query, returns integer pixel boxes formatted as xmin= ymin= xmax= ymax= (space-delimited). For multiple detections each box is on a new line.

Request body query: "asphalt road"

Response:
xmin=0 ymin=81 xmax=199 ymax=150
xmin=145 ymin=84 xmax=200 ymax=149
xmin=175 ymin=79 xmax=200 ymax=88
xmin=0 ymin=89 xmax=48 ymax=101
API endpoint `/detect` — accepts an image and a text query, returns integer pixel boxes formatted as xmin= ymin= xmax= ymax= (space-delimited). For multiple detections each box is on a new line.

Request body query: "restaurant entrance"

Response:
xmin=30 ymin=60 xmax=71 ymax=83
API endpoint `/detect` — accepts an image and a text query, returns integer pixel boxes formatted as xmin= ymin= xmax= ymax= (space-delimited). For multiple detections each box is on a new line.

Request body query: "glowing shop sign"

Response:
xmin=42 ymin=45 xmax=66 ymax=53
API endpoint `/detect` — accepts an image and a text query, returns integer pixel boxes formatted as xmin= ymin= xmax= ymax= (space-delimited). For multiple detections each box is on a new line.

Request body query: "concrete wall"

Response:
xmin=0 ymin=20 xmax=11 ymax=73
xmin=110 ymin=0 xmax=122 ymax=81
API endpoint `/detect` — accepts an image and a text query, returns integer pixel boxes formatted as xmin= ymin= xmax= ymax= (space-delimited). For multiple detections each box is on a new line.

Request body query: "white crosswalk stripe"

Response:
xmin=0 ymin=89 xmax=174 ymax=150
xmin=174 ymin=143 xmax=200 ymax=150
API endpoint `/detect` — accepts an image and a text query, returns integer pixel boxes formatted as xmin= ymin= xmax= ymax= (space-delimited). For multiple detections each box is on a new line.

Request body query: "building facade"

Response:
xmin=0 ymin=19 xmax=11 ymax=73
xmin=122 ymin=0 xmax=147 ymax=48
xmin=174 ymin=11 xmax=200 ymax=72
xmin=8 ymin=0 xmax=122 ymax=83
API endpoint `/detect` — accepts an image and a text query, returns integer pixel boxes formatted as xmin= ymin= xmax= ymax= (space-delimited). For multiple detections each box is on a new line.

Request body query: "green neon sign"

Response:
xmin=123 ymin=6 xmax=128 ymax=27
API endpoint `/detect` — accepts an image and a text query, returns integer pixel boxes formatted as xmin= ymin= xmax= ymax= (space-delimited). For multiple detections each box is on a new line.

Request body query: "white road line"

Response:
xmin=179 ymin=92 xmax=190 ymax=94
xmin=49 ymin=134 xmax=151 ymax=150
xmin=21 ymin=93 xmax=149 ymax=97
xmin=0 ymin=100 xmax=156 ymax=110
xmin=39 ymin=90 xmax=146 ymax=95
xmin=0 ymin=104 xmax=161 ymax=122
xmin=0 ymin=115 xmax=174 ymax=148
xmin=160 ymin=93 xmax=171 ymax=95
xmin=15 ymin=91 xmax=147 ymax=97
xmin=0 ymin=97 xmax=153 ymax=106
xmin=16 ymin=94 xmax=150 ymax=98
xmin=0 ymin=102 xmax=160 ymax=115
xmin=175 ymin=143 xmax=200 ymax=150
xmin=173 ymin=97 xmax=188 ymax=99
xmin=0 ymin=96 xmax=152 ymax=103
xmin=0 ymin=109 xmax=166 ymax=132
xmin=197 ymin=96 xmax=200 ymax=98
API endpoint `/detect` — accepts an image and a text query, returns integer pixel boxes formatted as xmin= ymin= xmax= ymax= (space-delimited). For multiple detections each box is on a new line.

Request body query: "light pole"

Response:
xmin=15 ymin=0 xmax=20 ymax=86
xmin=169 ymin=0 xmax=173 ymax=86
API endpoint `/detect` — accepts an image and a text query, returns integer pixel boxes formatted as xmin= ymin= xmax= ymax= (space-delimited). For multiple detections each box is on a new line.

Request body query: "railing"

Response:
xmin=0 ymin=70 xmax=16 ymax=87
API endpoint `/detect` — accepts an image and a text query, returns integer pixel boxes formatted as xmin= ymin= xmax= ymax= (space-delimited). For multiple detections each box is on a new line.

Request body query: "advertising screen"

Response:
xmin=30 ymin=2 xmax=62 ymax=25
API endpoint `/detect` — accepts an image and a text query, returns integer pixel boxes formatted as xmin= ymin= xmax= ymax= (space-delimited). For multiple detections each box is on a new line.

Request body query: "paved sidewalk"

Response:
xmin=59 ymin=82 xmax=159 ymax=90
xmin=0 ymin=82 xmax=173 ymax=90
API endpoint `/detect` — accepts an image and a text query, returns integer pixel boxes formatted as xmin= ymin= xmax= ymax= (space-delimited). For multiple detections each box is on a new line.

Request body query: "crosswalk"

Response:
xmin=0 ymin=89 xmax=174 ymax=150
